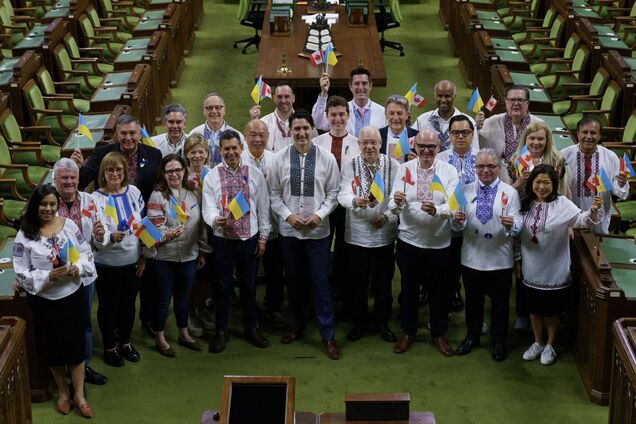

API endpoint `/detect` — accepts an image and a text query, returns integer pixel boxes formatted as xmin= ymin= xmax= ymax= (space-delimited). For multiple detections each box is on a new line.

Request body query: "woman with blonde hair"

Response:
xmin=184 ymin=133 xmax=211 ymax=192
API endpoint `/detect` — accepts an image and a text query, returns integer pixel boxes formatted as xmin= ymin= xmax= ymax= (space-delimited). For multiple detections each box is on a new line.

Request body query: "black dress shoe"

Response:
xmin=455 ymin=336 xmax=480 ymax=356
xmin=492 ymin=342 xmax=507 ymax=362
xmin=84 ymin=366 xmax=108 ymax=385
xmin=120 ymin=344 xmax=141 ymax=362
xmin=209 ymin=331 xmax=229 ymax=353
xmin=346 ymin=326 xmax=364 ymax=341
xmin=379 ymin=325 xmax=398 ymax=343
xmin=451 ymin=289 xmax=465 ymax=312
xmin=280 ymin=329 xmax=304 ymax=344
xmin=245 ymin=328 xmax=269 ymax=348
xmin=265 ymin=311 xmax=287 ymax=329
xmin=103 ymin=349 xmax=124 ymax=367
xmin=178 ymin=338 xmax=203 ymax=351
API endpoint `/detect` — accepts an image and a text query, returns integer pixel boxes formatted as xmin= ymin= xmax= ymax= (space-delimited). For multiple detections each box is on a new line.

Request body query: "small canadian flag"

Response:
xmin=310 ymin=50 xmax=323 ymax=66
xmin=412 ymin=93 xmax=427 ymax=108
xmin=485 ymin=96 xmax=498 ymax=112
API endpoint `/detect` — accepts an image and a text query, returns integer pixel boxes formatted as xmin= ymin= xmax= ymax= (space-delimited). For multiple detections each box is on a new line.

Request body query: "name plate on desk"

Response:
xmin=345 ymin=392 xmax=410 ymax=421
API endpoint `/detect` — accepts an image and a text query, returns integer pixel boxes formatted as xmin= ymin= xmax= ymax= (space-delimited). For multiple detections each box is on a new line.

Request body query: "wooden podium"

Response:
xmin=0 ymin=316 xmax=32 ymax=423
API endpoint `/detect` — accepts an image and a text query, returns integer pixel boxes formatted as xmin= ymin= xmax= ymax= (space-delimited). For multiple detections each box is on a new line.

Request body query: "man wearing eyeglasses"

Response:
xmin=412 ymin=80 xmax=479 ymax=152
xmin=389 ymin=130 xmax=459 ymax=356
xmin=451 ymin=148 xmax=522 ymax=361
xmin=190 ymin=93 xmax=244 ymax=168
xmin=437 ymin=115 xmax=479 ymax=314
xmin=475 ymin=85 xmax=544 ymax=168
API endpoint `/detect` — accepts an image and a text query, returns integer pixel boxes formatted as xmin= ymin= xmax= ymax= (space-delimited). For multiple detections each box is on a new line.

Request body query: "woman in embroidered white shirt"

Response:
xmin=13 ymin=185 xmax=96 ymax=417
xmin=517 ymin=164 xmax=602 ymax=366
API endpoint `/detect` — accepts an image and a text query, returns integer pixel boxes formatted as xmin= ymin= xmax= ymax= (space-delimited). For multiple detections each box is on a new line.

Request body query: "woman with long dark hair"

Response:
xmin=13 ymin=185 xmax=96 ymax=417
xmin=517 ymin=164 xmax=601 ymax=365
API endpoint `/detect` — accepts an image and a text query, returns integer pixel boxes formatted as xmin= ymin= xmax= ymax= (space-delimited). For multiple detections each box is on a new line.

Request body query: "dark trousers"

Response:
xmin=515 ymin=275 xmax=528 ymax=317
xmin=329 ymin=205 xmax=347 ymax=289
xmin=462 ymin=266 xmax=512 ymax=343
xmin=212 ymin=235 xmax=259 ymax=331
xmin=449 ymin=236 xmax=463 ymax=295
xmin=138 ymin=266 xmax=153 ymax=326
xmin=281 ymin=236 xmax=335 ymax=341
xmin=262 ymin=236 xmax=284 ymax=313
xmin=84 ymin=281 xmax=95 ymax=363
xmin=152 ymin=259 xmax=198 ymax=332
xmin=96 ymin=264 xmax=140 ymax=349
xmin=395 ymin=240 xmax=450 ymax=337
xmin=348 ymin=243 xmax=395 ymax=327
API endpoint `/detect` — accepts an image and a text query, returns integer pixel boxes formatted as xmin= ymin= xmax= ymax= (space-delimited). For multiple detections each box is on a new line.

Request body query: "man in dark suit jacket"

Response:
xmin=378 ymin=95 xmax=418 ymax=162
xmin=75 ymin=114 xmax=162 ymax=204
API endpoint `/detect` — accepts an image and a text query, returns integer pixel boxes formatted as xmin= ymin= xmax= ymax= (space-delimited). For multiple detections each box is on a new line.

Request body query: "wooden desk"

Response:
xmin=571 ymin=231 xmax=636 ymax=405
xmin=147 ymin=0 xmax=194 ymax=55
xmin=609 ymin=318 xmax=636 ymax=424
xmin=39 ymin=0 xmax=89 ymax=40
xmin=0 ymin=316 xmax=31 ymax=423
xmin=318 ymin=412 xmax=435 ymax=423
xmin=12 ymin=18 xmax=68 ymax=83
xmin=473 ymin=31 xmax=528 ymax=96
xmin=603 ymin=50 xmax=635 ymax=127
xmin=254 ymin=3 xmax=386 ymax=109
xmin=552 ymin=0 xmax=605 ymax=39
xmin=490 ymin=64 xmax=553 ymax=113
xmin=0 ymin=51 xmax=42 ymax=126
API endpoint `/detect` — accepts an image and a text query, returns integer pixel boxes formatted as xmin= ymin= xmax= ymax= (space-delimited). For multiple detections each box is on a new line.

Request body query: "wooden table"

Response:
xmin=11 ymin=18 xmax=67 ymax=83
xmin=254 ymin=2 xmax=386 ymax=109
xmin=603 ymin=50 xmax=636 ymax=127
xmin=0 ymin=50 xmax=42 ymax=125
xmin=489 ymin=64 xmax=553 ymax=114
xmin=571 ymin=231 xmax=636 ymax=405
xmin=609 ymin=318 xmax=636 ymax=424
xmin=318 ymin=412 xmax=435 ymax=423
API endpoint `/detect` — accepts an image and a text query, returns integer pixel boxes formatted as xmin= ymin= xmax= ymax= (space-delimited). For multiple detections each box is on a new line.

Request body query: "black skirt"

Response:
xmin=27 ymin=284 xmax=88 ymax=367
xmin=524 ymin=284 xmax=569 ymax=317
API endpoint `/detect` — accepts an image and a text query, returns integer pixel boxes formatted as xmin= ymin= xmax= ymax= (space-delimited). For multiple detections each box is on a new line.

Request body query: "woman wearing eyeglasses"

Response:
xmin=91 ymin=152 xmax=146 ymax=368
xmin=146 ymin=154 xmax=210 ymax=356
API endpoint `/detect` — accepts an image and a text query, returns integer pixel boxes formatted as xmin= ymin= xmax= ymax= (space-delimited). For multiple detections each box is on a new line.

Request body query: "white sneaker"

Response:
xmin=540 ymin=344 xmax=557 ymax=365
xmin=523 ymin=342 xmax=544 ymax=361
xmin=481 ymin=321 xmax=488 ymax=334
xmin=514 ymin=317 xmax=531 ymax=332
xmin=188 ymin=316 xmax=204 ymax=338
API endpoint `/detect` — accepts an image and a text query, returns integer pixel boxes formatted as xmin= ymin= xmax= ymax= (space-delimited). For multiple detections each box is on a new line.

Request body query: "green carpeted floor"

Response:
xmin=31 ymin=0 xmax=610 ymax=422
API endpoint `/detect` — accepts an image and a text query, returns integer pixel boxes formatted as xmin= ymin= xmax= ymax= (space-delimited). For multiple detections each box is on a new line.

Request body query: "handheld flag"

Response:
xmin=485 ymin=96 xmax=498 ymax=112
xmin=516 ymin=145 xmax=532 ymax=173
xmin=501 ymin=191 xmax=509 ymax=208
xmin=370 ymin=172 xmax=385 ymax=203
xmin=468 ymin=88 xmax=484 ymax=113
xmin=405 ymin=83 xmax=417 ymax=106
xmin=584 ymin=174 xmax=598 ymax=191
xmin=430 ymin=174 xmax=447 ymax=195
xmin=412 ymin=93 xmax=428 ymax=108
xmin=250 ymin=75 xmax=272 ymax=104
xmin=323 ymin=43 xmax=338 ymax=66
xmin=228 ymin=191 xmax=250 ymax=220
xmin=61 ymin=239 xmax=80 ymax=265
xmin=621 ymin=153 xmax=635 ymax=177
xmin=448 ymin=183 xmax=468 ymax=212
xmin=596 ymin=167 xmax=613 ymax=193
xmin=198 ymin=167 xmax=209 ymax=190
xmin=351 ymin=175 xmax=362 ymax=194
xmin=141 ymin=126 xmax=156 ymax=148
xmin=169 ymin=195 xmax=189 ymax=223
xmin=78 ymin=114 xmax=94 ymax=142
xmin=104 ymin=195 xmax=119 ymax=226
xmin=310 ymin=49 xmax=324 ymax=66
xmin=393 ymin=130 xmax=410 ymax=158
xmin=135 ymin=217 xmax=163 ymax=248
xmin=401 ymin=168 xmax=415 ymax=186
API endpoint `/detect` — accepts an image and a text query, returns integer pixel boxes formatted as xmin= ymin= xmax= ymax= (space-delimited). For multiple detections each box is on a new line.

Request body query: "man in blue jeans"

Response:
xmin=267 ymin=110 xmax=342 ymax=360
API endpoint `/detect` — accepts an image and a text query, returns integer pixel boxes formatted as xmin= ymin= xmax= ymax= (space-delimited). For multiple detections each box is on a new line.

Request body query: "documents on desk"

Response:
xmin=302 ymin=13 xmax=339 ymax=25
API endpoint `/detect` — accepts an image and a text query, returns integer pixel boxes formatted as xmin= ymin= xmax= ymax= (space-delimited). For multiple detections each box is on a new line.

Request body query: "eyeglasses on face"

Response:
xmin=415 ymin=144 xmax=438 ymax=151
xmin=449 ymin=130 xmax=472 ymax=137
xmin=505 ymin=98 xmax=528 ymax=104
xmin=476 ymin=164 xmax=499 ymax=170
xmin=105 ymin=167 xmax=125 ymax=175
xmin=165 ymin=168 xmax=184 ymax=175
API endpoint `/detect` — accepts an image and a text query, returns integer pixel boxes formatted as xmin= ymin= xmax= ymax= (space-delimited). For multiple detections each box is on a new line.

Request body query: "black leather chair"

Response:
xmin=234 ymin=0 xmax=265 ymax=54
xmin=375 ymin=0 xmax=405 ymax=56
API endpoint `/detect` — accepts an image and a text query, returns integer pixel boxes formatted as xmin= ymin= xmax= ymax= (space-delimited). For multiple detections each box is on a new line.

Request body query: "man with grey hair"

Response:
xmin=54 ymin=158 xmax=109 ymax=385
xmin=380 ymin=95 xmax=418 ymax=163
xmin=190 ymin=93 xmax=244 ymax=168
xmin=450 ymin=147 xmax=522 ymax=361
xmin=152 ymin=104 xmax=189 ymax=157
xmin=412 ymin=80 xmax=479 ymax=152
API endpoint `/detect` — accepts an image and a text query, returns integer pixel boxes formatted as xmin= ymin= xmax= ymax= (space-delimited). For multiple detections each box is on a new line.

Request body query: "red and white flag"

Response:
xmin=412 ymin=93 xmax=427 ymax=108
xmin=485 ymin=96 xmax=498 ymax=112
xmin=310 ymin=50 xmax=323 ymax=66
xmin=584 ymin=174 xmax=597 ymax=191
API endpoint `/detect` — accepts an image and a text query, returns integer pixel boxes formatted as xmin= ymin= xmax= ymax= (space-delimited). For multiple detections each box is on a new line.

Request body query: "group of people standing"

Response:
xmin=12 ymin=65 xmax=631 ymax=418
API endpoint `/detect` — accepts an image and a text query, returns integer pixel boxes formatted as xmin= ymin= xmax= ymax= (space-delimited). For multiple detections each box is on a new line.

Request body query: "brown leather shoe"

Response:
xmin=432 ymin=336 xmax=454 ymax=357
xmin=280 ymin=329 xmax=304 ymax=344
xmin=393 ymin=334 xmax=415 ymax=354
xmin=322 ymin=340 xmax=342 ymax=360
xmin=209 ymin=330 xmax=229 ymax=353
xmin=245 ymin=328 xmax=269 ymax=348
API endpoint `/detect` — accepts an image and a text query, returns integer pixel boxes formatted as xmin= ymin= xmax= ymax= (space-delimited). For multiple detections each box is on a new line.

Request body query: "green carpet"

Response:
xmin=31 ymin=1 xmax=610 ymax=423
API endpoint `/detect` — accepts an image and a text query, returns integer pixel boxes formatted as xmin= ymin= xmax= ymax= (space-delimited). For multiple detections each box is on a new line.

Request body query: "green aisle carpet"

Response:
xmin=32 ymin=0 xmax=609 ymax=422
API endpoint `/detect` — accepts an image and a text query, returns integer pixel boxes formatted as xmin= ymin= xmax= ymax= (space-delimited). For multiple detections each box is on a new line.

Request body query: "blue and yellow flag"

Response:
xmin=430 ymin=174 xmax=447 ymax=195
xmin=468 ymin=88 xmax=484 ymax=113
xmin=370 ymin=172 xmax=385 ymax=203
xmin=393 ymin=130 xmax=410 ymax=158
xmin=228 ymin=191 xmax=250 ymax=220
xmin=169 ymin=195 xmax=189 ymax=223
xmin=60 ymin=239 xmax=80 ymax=265
xmin=78 ymin=114 xmax=93 ymax=142
xmin=596 ymin=167 xmax=613 ymax=193
xmin=135 ymin=217 xmax=163 ymax=248
xmin=141 ymin=126 xmax=156 ymax=148
xmin=448 ymin=183 xmax=468 ymax=212
xmin=405 ymin=83 xmax=417 ymax=106
xmin=621 ymin=153 xmax=635 ymax=177
xmin=323 ymin=43 xmax=338 ymax=66
xmin=104 ymin=195 xmax=119 ymax=225
xmin=251 ymin=75 xmax=272 ymax=104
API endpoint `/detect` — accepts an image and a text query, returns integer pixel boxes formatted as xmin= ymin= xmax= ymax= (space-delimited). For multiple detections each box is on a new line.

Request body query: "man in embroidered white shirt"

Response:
xmin=151 ymin=104 xmax=189 ymax=157
xmin=248 ymin=83 xmax=296 ymax=152
xmin=267 ymin=110 xmax=342 ymax=360
xmin=311 ymin=66 xmax=386 ymax=136
xmin=561 ymin=115 xmax=629 ymax=233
